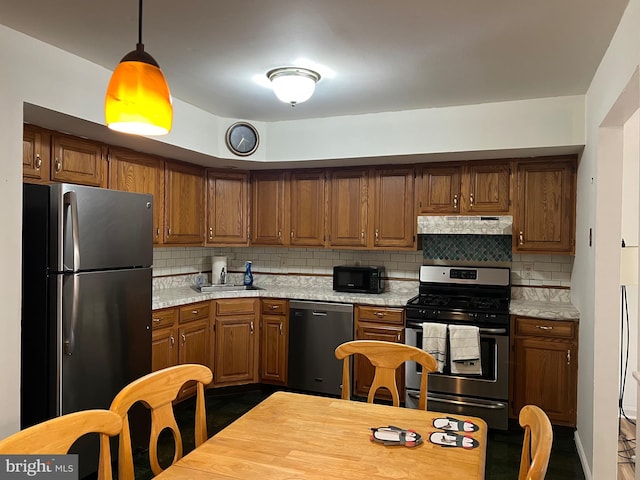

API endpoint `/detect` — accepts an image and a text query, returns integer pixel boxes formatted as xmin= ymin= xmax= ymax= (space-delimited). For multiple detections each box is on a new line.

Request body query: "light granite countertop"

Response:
xmin=152 ymin=275 xmax=580 ymax=321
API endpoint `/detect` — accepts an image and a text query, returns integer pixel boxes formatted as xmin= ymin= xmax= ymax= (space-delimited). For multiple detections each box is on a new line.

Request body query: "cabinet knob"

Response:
xmin=519 ymin=231 xmax=524 ymax=245
xmin=375 ymin=229 xmax=379 ymax=241
xmin=453 ymin=194 xmax=458 ymax=208
xmin=375 ymin=311 xmax=385 ymax=318
xmin=469 ymin=193 xmax=474 ymax=208
xmin=55 ymin=158 xmax=62 ymax=172
xmin=191 ymin=309 xmax=199 ymax=315
xmin=567 ymin=349 xmax=571 ymax=365
xmin=361 ymin=231 xmax=365 ymax=239
xmin=270 ymin=305 xmax=279 ymax=310
xmin=290 ymin=230 xmax=295 ymax=239
xmin=152 ymin=318 xmax=161 ymax=323
xmin=536 ymin=325 xmax=553 ymax=330
xmin=170 ymin=335 xmax=175 ymax=347
xmin=35 ymin=153 xmax=42 ymax=169
xmin=181 ymin=333 xmax=186 ymax=344
xmin=279 ymin=322 xmax=283 ymax=335
xmin=209 ymin=227 xmax=213 ymax=240
xmin=250 ymin=321 xmax=254 ymax=334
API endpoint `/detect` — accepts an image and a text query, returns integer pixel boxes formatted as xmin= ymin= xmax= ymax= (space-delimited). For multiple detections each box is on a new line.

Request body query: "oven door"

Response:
xmin=405 ymin=324 xmax=509 ymax=429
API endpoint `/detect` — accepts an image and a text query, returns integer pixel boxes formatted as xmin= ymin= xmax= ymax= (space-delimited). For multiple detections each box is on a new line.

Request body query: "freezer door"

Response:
xmin=51 ymin=183 xmax=153 ymax=271
xmin=59 ymin=268 xmax=152 ymax=415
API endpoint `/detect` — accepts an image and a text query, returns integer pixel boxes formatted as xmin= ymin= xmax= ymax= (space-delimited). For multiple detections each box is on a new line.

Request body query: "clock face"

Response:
xmin=225 ymin=122 xmax=259 ymax=156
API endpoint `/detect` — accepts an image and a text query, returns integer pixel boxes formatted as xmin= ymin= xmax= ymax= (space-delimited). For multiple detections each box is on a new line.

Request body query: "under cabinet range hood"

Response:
xmin=417 ymin=215 xmax=513 ymax=235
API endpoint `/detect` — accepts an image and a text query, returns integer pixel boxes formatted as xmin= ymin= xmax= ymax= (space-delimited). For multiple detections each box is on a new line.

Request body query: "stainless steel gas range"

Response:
xmin=404 ymin=265 xmax=511 ymax=430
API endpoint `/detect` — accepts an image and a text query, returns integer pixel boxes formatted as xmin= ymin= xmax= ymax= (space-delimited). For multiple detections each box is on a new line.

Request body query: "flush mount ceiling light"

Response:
xmin=267 ymin=67 xmax=321 ymax=107
xmin=104 ymin=0 xmax=172 ymax=136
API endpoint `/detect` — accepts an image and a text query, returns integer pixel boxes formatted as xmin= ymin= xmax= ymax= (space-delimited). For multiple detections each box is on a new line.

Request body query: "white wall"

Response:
xmin=621 ymin=110 xmax=640 ymax=419
xmin=573 ymin=0 xmax=640 ymax=477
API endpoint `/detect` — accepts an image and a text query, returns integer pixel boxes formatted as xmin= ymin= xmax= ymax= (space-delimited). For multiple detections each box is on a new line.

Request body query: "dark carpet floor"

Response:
xmin=127 ymin=386 xmax=585 ymax=480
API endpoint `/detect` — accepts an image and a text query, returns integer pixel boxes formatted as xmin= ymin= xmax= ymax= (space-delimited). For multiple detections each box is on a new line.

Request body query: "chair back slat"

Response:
xmin=335 ymin=340 xmax=437 ymax=410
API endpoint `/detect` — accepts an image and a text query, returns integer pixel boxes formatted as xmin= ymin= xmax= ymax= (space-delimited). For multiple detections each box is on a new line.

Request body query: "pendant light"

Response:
xmin=105 ymin=0 xmax=172 ymax=135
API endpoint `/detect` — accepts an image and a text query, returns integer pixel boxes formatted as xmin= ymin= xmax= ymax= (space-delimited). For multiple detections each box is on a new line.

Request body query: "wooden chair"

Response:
xmin=335 ymin=340 xmax=437 ymax=410
xmin=0 ymin=409 xmax=122 ymax=480
xmin=109 ymin=363 xmax=213 ymax=480
xmin=518 ymin=404 xmax=553 ymax=480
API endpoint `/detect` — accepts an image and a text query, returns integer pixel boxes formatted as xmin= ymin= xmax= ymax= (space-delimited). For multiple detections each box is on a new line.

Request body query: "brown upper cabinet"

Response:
xmin=23 ymin=124 xmax=51 ymax=183
xmin=250 ymin=170 xmax=326 ymax=247
xmin=289 ymin=170 xmax=327 ymax=247
xmin=51 ymin=133 xmax=107 ymax=187
xmin=250 ymin=171 xmax=287 ymax=246
xmin=327 ymin=168 xmax=368 ymax=248
xmin=513 ymin=157 xmax=576 ymax=254
xmin=416 ymin=161 xmax=511 ymax=215
xmin=164 ymin=161 xmax=205 ymax=245
xmin=370 ymin=166 xmax=415 ymax=249
xmin=108 ymin=148 xmax=165 ymax=245
xmin=206 ymin=170 xmax=250 ymax=246
xmin=23 ymin=125 xmax=106 ymax=187
xmin=328 ymin=166 xmax=415 ymax=250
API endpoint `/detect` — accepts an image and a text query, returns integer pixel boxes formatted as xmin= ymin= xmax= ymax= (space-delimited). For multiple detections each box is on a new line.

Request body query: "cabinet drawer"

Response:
xmin=356 ymin=305 xmax=404 ymax=325
xmin=515 ymin=318 xmax=575 ymax=339
xmin=262 ymin=299 xmax=287 ymax=315
xmin=152 ymin=308 xmax=178 ymax=329
xmin=216 ymin=298 xmax=258 ymax=316
xmin=179 ymin=302 xmax=210 ymax=323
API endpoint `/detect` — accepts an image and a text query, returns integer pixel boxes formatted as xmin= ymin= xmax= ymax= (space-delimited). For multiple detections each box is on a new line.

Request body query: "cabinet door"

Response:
xmin=108 ymin=148 xmax=165 ymax=245
xmin=177 ymin=319 xmax=210 ymax=398
xmin=23 ymin=125 xmax=50 ymax=182
xmin=251 ymin=172 xmax=287 ymax=245
xmin=289 ymin=170 xmax=326 ymax=247
xmin=514 ymin=159 xmax=576 ymax=254
xmin=416 ymin=165 xmax=462 ymax=214
xmin=371 ymin=167 xmax=414 ymax=248
xmin=214 ymin=316 xmax=257 ymax=384
xmin=261 ymin=314 xmax=288 ymax=385
xmin=354 ymin=325 xmax=404 ymax=400
xmin=328 ymin=168 xmax=368 ymax=247
xmin=165 ymin=161 xmax=204 ymax=245
xmin=464 ymin=162 xmax=511 ymax=213
xmin=512 ymin=336 xmax=577 ymax=426
xmin=152 ymin=327 xmax=177 ymax=372
xmin=205 ymin=170 xmax=249 ymax=246
xmin=51 ymin=134 xmax=106 ymax=187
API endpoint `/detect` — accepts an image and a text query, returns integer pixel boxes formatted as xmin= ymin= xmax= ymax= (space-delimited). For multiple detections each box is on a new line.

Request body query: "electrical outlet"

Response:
xmin=522 ymin=263 xmax=534 ymax=279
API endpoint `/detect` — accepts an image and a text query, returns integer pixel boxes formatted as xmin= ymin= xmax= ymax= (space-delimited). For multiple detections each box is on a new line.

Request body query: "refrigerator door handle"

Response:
xmin=63 ymin=190 xmax=81 ymax=271
xmin=64 ymin=274 xmax=80 ymax=356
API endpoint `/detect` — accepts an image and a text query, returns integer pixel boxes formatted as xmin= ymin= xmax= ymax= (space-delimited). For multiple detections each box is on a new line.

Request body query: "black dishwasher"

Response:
xmin=288 ymin=300 xmax=354 ymax=396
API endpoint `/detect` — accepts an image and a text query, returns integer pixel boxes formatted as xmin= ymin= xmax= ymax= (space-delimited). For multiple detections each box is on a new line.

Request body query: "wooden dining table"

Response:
xmin=154 ymin=391 xmax=487 ymax=479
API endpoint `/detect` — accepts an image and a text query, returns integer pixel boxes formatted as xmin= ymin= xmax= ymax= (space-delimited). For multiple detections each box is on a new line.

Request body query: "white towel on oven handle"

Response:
xmin=448 ymin=324 xmax=482 ymax=376
xmin=422 ymin=322 xmax=447 ymax=373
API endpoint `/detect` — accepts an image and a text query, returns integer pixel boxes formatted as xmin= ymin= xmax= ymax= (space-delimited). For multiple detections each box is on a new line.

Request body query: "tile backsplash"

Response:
xmin=422 ymin=234 xmax=512 ymax=262
xmin=152 ymin=247 xmax=573 ymax=288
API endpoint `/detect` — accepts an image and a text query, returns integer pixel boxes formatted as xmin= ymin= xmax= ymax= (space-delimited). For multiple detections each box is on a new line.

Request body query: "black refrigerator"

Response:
xmin=21 ymin=183 xmax=153 ymax=477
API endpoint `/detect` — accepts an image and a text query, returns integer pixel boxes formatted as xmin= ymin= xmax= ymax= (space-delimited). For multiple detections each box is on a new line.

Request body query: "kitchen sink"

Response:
xmin=191 ymin=284 xmax=263 ymax=293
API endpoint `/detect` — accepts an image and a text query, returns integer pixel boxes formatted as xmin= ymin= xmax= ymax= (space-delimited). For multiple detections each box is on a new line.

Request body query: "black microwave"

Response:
xmin=333 ymin=266 xmax=385 ymax=294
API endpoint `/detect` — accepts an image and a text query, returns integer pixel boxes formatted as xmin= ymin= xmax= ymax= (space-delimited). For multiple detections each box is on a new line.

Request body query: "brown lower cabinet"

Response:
xmin=260 ymin=299 xmax=289 ymax=385
xmin=353 ymin=305 xmax=405 ymax=401
xmin=510 ymin=315 xmax=578 ymax=427
xmin=212 ymin=298 xmax=260 ymax=386
xmin=151 ymin=302 xmax=211 ymax=400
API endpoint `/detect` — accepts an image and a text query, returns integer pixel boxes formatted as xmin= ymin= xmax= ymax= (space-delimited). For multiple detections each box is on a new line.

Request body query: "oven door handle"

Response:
xmin=479 ymin=327 xmax=507 ymax=335
xmin=423 ymin=393 xmax=508 ymax=410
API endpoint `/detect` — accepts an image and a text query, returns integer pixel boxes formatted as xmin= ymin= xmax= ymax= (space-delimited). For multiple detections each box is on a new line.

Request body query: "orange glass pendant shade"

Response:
xmin=105 ymin=41 xmax=172 ymax=135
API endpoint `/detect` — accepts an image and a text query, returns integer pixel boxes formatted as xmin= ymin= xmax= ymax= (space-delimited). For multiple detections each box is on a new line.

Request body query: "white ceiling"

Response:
xmin=0 ymin=0 xmax=630 ymax=123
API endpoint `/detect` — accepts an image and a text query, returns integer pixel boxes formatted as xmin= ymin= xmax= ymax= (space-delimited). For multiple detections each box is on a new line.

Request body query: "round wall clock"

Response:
xmin=225 ymin=122 xmax=259 ymax=156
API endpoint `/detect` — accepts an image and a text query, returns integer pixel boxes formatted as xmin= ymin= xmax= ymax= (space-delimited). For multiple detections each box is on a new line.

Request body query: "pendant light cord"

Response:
xmin=137 ymin=0 xmax=144 ymax=48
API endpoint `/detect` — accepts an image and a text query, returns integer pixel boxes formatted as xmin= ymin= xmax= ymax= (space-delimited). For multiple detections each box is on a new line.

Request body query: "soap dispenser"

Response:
xmin=243 ymin=261 xmax=253 ymax=286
